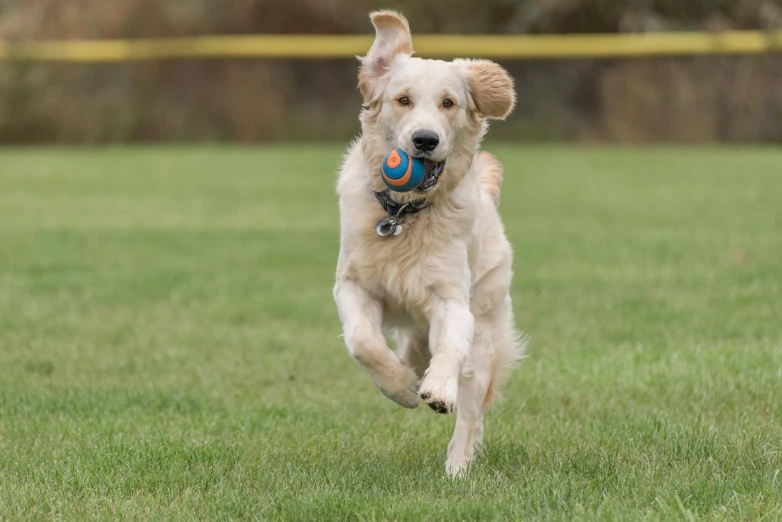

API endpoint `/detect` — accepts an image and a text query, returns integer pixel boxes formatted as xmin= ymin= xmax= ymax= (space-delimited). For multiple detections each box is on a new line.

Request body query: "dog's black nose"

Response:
xmin=412 ymin=130 xmax=440 ymax=153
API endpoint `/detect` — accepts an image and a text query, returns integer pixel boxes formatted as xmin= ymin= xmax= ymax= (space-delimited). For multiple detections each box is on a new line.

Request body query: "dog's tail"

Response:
xmin=476 ymin=151 xmax=504 ymax=206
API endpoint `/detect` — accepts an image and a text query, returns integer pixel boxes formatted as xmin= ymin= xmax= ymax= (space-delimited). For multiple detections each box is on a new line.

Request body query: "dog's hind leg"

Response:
xmin=396 ymin=330 xmax=431 ymax=380
xmin=445 ymin=314 xmax=493 ymax=476
xmin=334 ymin=279 xmax=420 ymax=409
xmin=446 ymin=295 xmax=522 ymax=477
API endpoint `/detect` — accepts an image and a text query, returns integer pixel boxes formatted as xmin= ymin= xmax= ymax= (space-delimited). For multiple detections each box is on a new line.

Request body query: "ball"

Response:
xmin=380 ymin=148 xmax=425 ymax=192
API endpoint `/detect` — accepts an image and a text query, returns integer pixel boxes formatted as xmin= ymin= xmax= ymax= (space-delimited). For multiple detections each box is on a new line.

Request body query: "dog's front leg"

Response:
xmin=333 ymin=278 xmax=420 ymax=409
xmin=419 ymin=297 xmax=474 ymax=414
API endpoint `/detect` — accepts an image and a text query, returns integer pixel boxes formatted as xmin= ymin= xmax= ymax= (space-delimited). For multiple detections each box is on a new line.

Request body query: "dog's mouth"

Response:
xmin=418 ymin=159 xmax=445 ymax=192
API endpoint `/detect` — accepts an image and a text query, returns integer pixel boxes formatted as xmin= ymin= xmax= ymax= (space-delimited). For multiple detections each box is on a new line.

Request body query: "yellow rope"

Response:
xmin=0 ymin=31 xmax=781 ymax=62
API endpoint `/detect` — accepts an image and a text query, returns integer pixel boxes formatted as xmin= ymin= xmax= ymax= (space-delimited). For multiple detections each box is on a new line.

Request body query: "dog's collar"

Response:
xmin=374 ymin=191 xmax=430 ymax=216
xmin=373 ymin=190 xmax=430 ymax=237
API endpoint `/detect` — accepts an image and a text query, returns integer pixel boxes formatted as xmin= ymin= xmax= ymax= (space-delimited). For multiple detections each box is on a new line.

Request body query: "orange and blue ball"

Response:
xmin=381 ymin=148 xmax=426 ymax=192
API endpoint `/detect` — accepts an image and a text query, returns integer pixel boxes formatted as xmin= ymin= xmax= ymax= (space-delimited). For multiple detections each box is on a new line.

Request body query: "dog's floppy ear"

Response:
xmin=358 ymin=10 xmax=414 ymax=103
xmin=455 ymin=59 xmax=516 ymax=120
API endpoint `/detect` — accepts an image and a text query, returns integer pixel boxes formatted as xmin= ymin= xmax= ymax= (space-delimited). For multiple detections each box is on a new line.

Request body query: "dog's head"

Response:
xmin=358 ymin=10 xmax=515 ymax=199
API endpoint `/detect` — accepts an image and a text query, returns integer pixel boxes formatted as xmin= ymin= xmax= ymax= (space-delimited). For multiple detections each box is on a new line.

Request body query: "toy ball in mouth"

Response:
xmin=381 ymin=148 xmax=426 ymax=192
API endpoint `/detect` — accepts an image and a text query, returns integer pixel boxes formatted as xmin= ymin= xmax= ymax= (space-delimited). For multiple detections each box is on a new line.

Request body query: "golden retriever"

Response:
xmin=333 ymin=10 xmax=526 ymax=476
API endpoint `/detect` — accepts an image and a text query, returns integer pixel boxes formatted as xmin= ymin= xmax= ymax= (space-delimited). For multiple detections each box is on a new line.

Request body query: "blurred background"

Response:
xmin=1 ymin=0 xmax=782 ymax=145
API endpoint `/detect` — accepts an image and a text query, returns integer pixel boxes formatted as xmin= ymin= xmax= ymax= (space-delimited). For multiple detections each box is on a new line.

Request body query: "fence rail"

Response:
xmin=1 ymin=31 xmax=782 ymax=62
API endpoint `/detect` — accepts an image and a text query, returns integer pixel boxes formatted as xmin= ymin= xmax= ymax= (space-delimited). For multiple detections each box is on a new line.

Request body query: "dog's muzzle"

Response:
xmin=418 ymin=159 xmax=445 ymax=191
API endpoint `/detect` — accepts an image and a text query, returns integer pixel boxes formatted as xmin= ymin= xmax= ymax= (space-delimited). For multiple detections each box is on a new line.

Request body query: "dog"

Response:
xmin=333 ymin=10 xmax=526 ymax=476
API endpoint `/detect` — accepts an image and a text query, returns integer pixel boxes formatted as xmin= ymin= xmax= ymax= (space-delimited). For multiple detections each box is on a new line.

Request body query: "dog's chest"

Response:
xmin=348 ymin=216 xmax=471 ymax=316
xmin=356 ymin=232 xmax=438 ymax=308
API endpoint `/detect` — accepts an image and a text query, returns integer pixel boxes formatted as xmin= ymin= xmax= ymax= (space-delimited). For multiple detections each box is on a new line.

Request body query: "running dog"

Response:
xmin=333 ymin=10 xmax=526 ymax=476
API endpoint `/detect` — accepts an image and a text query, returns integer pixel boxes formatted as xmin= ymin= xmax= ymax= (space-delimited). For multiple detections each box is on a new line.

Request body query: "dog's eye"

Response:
xmin=398 ymin=97 xmax=410 ymax=106
xmin=442 ymin=99 xmax=454 ymax=108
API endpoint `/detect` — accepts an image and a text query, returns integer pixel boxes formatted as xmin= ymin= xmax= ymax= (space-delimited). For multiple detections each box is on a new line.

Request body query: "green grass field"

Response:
xmin=0 ymin=146 xmax=781 ymax=520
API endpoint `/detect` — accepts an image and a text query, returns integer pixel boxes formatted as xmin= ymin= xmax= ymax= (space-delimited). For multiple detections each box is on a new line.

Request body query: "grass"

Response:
xmin=0 ymin=145 xmax=781 ymax=520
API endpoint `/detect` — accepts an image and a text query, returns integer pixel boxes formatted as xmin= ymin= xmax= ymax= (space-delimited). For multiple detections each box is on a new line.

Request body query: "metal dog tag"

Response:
xmin=375 ymin=217 xmax=397 ymax=237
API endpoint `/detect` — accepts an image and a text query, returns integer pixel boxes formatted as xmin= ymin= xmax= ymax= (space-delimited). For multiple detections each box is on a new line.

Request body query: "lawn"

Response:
xmin=0 ymin=146 xmax=780 ymax=520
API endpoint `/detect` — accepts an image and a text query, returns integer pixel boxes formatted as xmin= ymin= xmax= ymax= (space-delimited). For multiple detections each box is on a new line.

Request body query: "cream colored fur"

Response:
xmin=333 ymin=10 xmax=526 ymax=477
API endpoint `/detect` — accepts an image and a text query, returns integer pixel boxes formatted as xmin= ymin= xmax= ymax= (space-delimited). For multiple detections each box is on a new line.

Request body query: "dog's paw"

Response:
xmin=445 ymin=450 xmax=473 ymax=478
xmin=379 ymin=385 xmax=419 ymax=409
xmin=446 ymin=427 xmax=480 ymax=477
xmin=374 ymin=365 xmax=420 ymax=409
xmin=418 ymin=373 xmax=458 ymax=414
